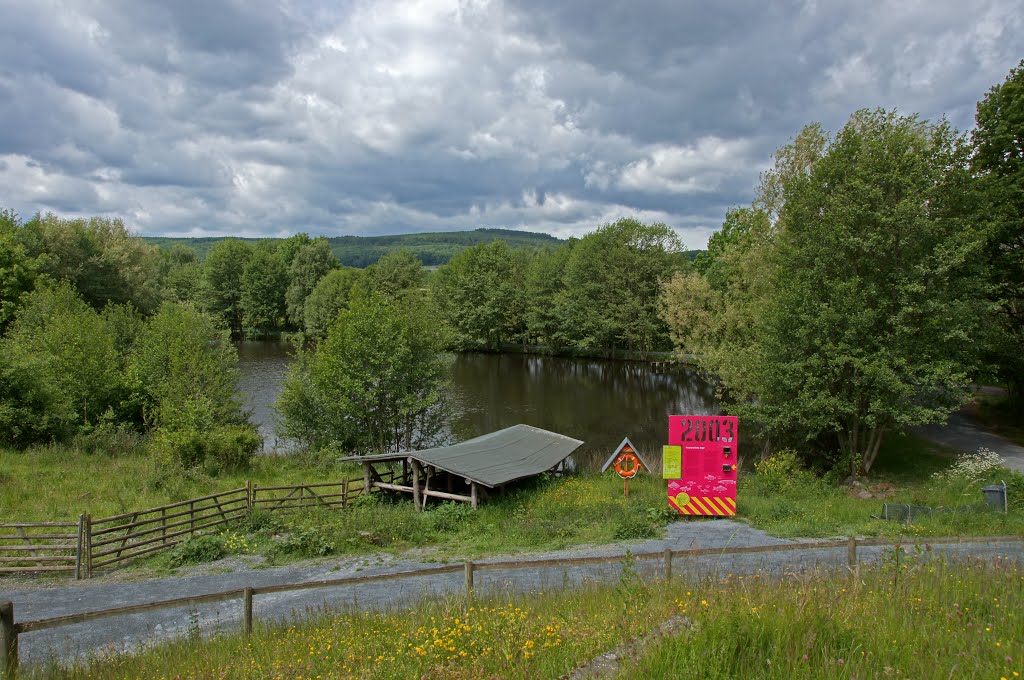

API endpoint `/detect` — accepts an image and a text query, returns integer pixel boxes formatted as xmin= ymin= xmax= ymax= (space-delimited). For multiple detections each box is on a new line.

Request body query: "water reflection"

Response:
xmin=235 ymin=343 xmax=720 ymax=470
xmin=447 ymin=353 xmax=719 ymax=470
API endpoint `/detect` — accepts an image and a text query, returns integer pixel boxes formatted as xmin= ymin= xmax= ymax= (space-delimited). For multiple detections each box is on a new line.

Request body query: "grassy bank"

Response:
xmin=26 ymin=556 xmax=1024 ymax=679
xmin=0 ymin=445 xmax=348 ymax=521
xmin=3 ymin=433 xmax=1022 ymax=571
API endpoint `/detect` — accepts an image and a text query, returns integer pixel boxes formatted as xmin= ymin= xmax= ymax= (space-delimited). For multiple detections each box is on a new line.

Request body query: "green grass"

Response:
xmin=0 ymin=444 xmax=351 ymax=521
xmin=3 ymin=432 xmax=1022 ymax=573
xmin=737 ymin=432 xmax=1024 ymax=539
xmin=24 ymin=556 xmax=1024 ymax=679
xmin=618 ymin=556 xmax=1024 ymax=679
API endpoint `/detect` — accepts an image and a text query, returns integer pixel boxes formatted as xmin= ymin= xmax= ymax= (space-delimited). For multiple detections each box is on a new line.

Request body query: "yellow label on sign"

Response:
xmin=662 ymin=445 xmax=682 ymax=479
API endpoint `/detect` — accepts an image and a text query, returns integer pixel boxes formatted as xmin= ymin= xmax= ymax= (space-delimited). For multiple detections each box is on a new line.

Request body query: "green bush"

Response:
xmin=272 ymin=525 xmax=337 ymax=558
xmin=166 ymin=534 xmax=226 ymax=567
xmin=428 ymin=502 xmax=473 ymax=533
xmin=754 ymin=449 xmax=814 ymax=493
xmin=149 ymin=423 xmax=261 ymax=475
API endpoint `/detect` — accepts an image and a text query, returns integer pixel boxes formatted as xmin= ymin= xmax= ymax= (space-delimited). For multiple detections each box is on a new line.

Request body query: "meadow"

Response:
xmin=21 ymin=555 xmax=1024 ymax=679
xmin=2 ymin=432 xmax=1023 ymax=572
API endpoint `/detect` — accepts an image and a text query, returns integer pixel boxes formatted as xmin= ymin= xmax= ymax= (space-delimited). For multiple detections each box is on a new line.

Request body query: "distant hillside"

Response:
xmin=144 ymin=228 xmax=563 ymax=267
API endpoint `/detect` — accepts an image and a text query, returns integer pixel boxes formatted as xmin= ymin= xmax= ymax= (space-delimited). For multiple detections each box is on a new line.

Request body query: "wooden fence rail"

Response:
xmin=0 ymin=522 xmax=81 ymax=578
xmin=1 ymin=478 xmax=367 ymax=579
xmin=2 ymin=534 xmax=1021 ymax=678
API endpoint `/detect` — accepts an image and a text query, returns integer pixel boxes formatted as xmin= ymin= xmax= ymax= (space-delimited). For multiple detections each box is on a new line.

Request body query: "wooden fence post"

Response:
xmin=76 ymin=514 xmax=85 ymax=580
xmin=464 ymin=561 xmax=474 ymax=603
xmin=1 ymin=601 xmax=17 ymax=679
xmin=243 ymin=587 xmax=254 ymax=635
xmin=847 ymin=537 xmax=857 ymax=573
xmin=189 ymin=501 xmax=195 ymax=535
xmin=84 ymin=513 xmax=92 ymax=579
xmin=246 ymin=480 xmax=253 ymax=515
xmin=664 ymin=548 xmax=672 ymax=581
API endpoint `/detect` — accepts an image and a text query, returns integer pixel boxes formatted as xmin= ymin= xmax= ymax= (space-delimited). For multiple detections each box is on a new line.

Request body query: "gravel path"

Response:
xmin=2 ymin=520 xmax=1021 ymax=669
xmin=915 ymin=407 xmax=1024 ymax=472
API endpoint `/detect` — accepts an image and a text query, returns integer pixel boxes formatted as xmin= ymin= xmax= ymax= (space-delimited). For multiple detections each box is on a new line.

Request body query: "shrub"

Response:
xmin=428 ymin=502 xmax=473 ymax=533
xmin=149 ymin=423 xmax=261 ymax=475
xmin=166 ymin=534 xmax=226 ymax=567
xmin=931 ymin=446 xmax=1005 ymax=482
xmin=272 ymin=525 xmax=337 ymax=558
xmin=754 ymin=449 xmax=813 ymax=493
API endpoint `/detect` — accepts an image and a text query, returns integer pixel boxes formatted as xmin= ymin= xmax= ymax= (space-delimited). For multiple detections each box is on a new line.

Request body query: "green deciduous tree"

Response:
xmin=0 ymin=208 xmax=39 ymax=333
xmin=285 ymin=238 xmax=338 ymax=327
xmin=524 ymin=243 xmax=573 ymax=348
xmin=200 ymin=239 xmax=253 ymax=336
xmin=303 ymin=267 xmax=365 ymax=339
xmin=556 ymin=219 xmax=686 ymax=355
xmin=0 ymin=282 xmax=124 ymax=444
xmin=21 ymin=213 xmax=162 ymax=313
xmin=361 ymin=248 xmax=427 ymax=299
xmin=665 ymin=110 xmax=985 ymax=474
xmin=431 ymin=241 xmax=527 ymax=350
xmin=240 ymin=241 xmax=288 ymax=337
xmin=128 ymin=302 xmax=246 ymax=430
xmin=277 ymin=291 xmax=450 ymax=453
xmin=972 ymin=59 xmax=1024 ymax=405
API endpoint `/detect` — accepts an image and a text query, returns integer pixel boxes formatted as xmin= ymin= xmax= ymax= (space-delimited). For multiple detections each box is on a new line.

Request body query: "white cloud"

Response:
xmin=0 ymin=0 xmax=1022 ymax=248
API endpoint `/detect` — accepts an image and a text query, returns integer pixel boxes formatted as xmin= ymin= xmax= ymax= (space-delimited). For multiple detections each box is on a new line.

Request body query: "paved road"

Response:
xmin=915 ymin=408 xmax=1024 ymax=473
xmin=2 ymin=521 xmax=1021 ymax=669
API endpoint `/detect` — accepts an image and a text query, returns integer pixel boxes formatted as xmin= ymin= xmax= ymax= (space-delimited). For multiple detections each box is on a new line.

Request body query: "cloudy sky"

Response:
xmin=1 ymin=0 xmax=1021 ymax=248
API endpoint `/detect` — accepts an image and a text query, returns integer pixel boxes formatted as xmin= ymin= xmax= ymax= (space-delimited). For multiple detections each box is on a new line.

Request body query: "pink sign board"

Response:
xmin=665 ymin=415 xmax=737 ymax=516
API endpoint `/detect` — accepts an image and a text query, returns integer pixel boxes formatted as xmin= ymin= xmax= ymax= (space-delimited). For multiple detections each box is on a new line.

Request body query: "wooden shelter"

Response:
xmin=339 ymin=424 xmax=584 ymax=510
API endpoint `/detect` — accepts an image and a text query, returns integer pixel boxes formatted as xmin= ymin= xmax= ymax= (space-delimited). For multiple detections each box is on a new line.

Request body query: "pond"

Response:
xmin=236 ymin=342 xmax=720 ymax=472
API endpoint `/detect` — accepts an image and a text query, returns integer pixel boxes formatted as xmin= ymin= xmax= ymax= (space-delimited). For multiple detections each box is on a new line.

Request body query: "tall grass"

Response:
xmin=24 ymin=557 xmax=1024 ymax=679
xmin=619 ymin=555 xmax=1024 ymax=679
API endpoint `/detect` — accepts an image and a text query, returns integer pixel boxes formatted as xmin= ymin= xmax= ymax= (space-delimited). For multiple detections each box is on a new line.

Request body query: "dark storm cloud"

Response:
xmin=0 ymin=0 xmax=1021 ymax=247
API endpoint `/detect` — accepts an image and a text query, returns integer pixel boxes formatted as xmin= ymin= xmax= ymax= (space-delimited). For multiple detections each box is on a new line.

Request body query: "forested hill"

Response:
xmin=144 ymin=228 xmax=564 ymax=267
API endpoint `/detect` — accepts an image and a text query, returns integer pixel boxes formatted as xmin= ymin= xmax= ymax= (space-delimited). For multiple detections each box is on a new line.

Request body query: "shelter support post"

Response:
xmin=410 ymin=458 xmax=422 ymax=512
xmin=470 ymin=482 xmax=478 ymax=510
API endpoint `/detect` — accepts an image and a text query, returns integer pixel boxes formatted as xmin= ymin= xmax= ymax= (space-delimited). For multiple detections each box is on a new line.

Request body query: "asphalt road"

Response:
xmin=915 ymin=407 xmax=1024 ymax=473
xmin=2 ymin=520 xmax=1021 ymax=669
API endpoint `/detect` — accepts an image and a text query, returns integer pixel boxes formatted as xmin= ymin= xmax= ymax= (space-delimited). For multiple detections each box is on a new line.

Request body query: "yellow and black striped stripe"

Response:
xmin=671 ymin=494 xmax=736 ymax=516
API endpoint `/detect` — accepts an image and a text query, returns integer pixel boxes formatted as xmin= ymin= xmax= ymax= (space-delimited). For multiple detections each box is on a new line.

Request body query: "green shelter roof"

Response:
xmin=340 ymin=424 xmax=584 ymax=488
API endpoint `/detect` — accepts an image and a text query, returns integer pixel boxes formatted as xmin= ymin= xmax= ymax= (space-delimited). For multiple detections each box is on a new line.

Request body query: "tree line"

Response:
xmin=2 ymin=60 xmax=1020 ymax=470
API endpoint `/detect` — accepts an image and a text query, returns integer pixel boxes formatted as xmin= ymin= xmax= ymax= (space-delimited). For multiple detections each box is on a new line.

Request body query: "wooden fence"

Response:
xmin=2 ymin=478 xmax=367 ymax=579
xmin=0 ymin=522 xmax=82 ymax=578
xmin=2 ymin=534 xmax=1021 ymax=678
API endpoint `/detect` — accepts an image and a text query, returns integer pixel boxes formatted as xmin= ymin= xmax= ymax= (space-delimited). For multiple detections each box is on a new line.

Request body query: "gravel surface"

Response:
xmin=2 ymin=520 xmax=1021 ymax=669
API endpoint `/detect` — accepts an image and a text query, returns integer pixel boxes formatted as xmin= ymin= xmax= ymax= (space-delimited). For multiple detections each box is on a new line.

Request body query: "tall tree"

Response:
xmin=240 ymin=241 xmax=288 ymax=337
xmin=201 ymin=239 xmax=253 ymax=336
xmin=285 ymin=238 xmax=338 ymax=327
xmin=362 ymin=248 xmax=427 ymax=299
xmin=303 ymin=267 xmax=365 ymax=339
xmin=278 ymin=290 xmax=450 ymax=453
xmin=673 ymin=110 xmax=984 ymax=474
xmin=556 ymin=219 xmax=686 ymax=354
xmin=524 ymin=243 xmax=573 ymax=348
xmin=21 ymin=213 xmax=162 ymax=313
xmin=0 ymin=209 xmax=39 ymax=333
xmin=0 ymin=282 xmax=124 ymax=443
xmin=972 ymin=59 xmax=1024 ymax=405
xmin=431 ymin=241 xmax=527 ymax=350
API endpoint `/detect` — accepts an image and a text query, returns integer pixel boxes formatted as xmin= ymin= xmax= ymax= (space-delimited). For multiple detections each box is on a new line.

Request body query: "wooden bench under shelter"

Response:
xmin=339 ymin=424 xmax=584 ymax=510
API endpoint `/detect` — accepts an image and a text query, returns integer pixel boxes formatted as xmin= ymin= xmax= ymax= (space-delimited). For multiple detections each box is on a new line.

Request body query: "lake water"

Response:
xmin=236 ymin=342 xmax=719 ymax=471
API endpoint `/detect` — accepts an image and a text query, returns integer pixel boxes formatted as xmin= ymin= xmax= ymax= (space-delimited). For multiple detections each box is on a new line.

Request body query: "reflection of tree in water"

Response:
xmin=446 ymin=353 xmax=719 ymax=471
